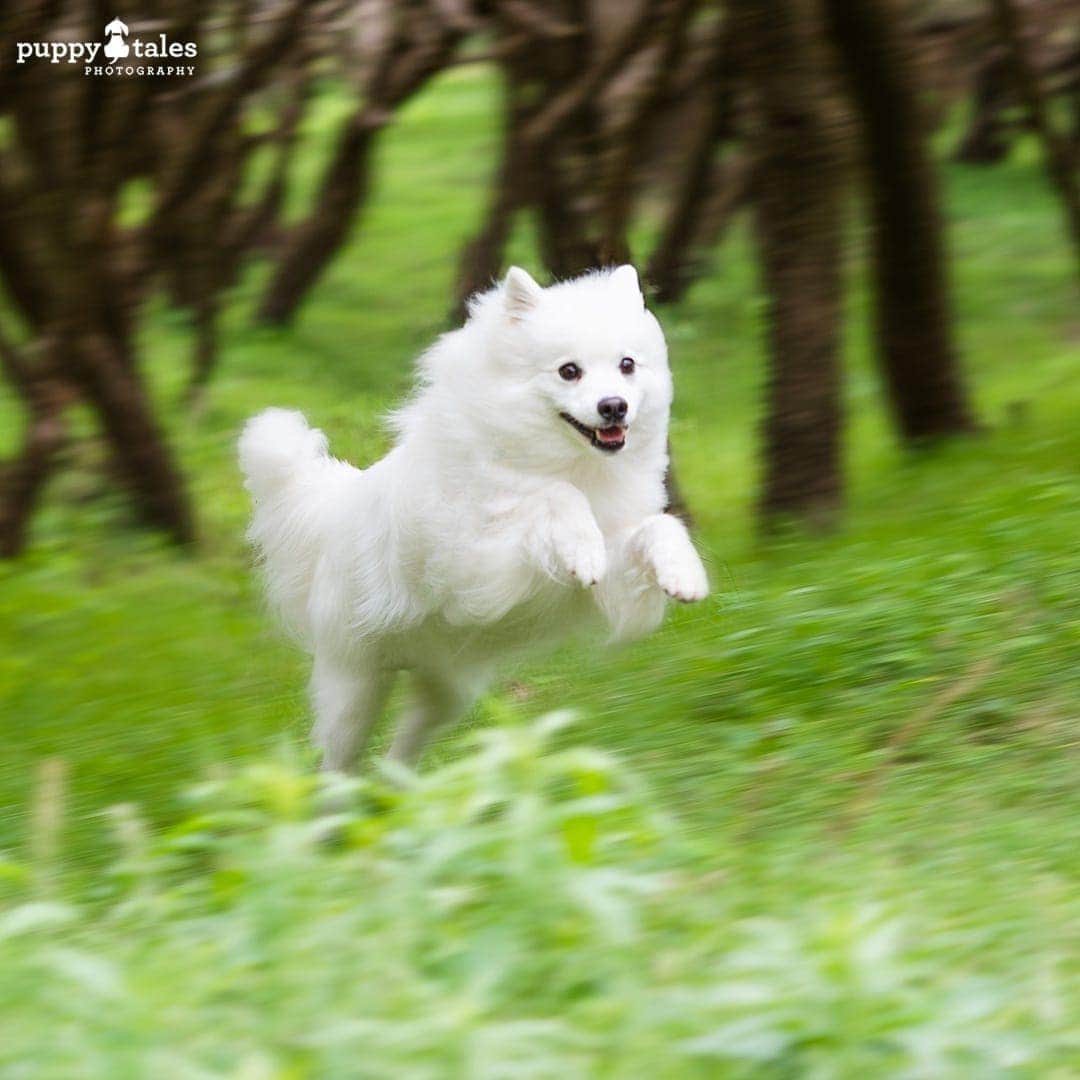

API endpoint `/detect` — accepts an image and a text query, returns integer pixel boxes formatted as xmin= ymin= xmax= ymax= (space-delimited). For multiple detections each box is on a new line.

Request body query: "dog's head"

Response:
xmin=482 ymin=265 xmax=672 ymax=469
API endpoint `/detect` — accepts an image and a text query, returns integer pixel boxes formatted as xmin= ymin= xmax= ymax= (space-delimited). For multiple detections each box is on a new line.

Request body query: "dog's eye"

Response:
xmin=619 ymin=357 xmax=636 ymax=375
xmin=558 ymin=362 xmax=582 ymax=381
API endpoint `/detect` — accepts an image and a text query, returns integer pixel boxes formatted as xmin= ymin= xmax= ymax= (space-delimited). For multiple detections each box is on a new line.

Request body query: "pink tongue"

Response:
xmin=596 ymin=426 xmax=624 ymax=443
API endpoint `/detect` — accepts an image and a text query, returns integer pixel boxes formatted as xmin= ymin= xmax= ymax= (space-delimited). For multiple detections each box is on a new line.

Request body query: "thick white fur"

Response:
xmin=239 ymin=265 xmax=708 ymax=770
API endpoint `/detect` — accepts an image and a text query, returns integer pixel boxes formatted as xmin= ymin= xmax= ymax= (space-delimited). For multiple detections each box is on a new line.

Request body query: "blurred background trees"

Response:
xmin=0 ymin=0 xmax=315 ymax=552
xmin=1 ymin=0 xmax=1077 ymax=554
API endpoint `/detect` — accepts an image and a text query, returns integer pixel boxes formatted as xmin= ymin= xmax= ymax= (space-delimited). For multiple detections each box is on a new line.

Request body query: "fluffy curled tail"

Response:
xmin=238 ymin=408 xmax=329 ymax=504
xmin=239 ymin=409 xmax=340 ymax=641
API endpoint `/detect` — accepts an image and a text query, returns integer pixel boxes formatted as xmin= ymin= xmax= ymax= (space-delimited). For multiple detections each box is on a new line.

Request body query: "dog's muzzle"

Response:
xmin=559 ymin=412 xmax=627 ymax=453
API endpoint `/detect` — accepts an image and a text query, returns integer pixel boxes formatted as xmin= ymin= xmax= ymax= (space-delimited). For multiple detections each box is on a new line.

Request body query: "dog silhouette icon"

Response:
xmin=103 ymin=17 xmax=129 ymax=61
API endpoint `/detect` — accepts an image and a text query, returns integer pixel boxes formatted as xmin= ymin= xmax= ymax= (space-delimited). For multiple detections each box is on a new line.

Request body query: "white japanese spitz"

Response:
xmin=239 ymin=265 xmax=708 ymax=770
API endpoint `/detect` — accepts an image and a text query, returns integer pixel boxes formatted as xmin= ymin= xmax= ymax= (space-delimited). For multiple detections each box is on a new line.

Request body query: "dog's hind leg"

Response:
xmin=385 ymin=668 xmax=478 ymax=769
xmin=311 ymin=654 xmax=395 ymax=772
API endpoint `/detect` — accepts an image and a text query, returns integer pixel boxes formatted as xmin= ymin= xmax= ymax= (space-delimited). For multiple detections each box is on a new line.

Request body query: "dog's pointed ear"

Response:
xmin=610 ymin=264 xmax=644 ymax=309
xmin=504 ymin=266 xmax=542 ymax=321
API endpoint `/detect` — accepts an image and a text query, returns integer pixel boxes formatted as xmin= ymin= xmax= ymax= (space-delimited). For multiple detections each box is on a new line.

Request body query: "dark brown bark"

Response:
xmin=150 ymin=0 xmax=310 ymax=230
xmin=227 ymin=76 xmax=309 ymax=262
xmin=988 ymin=0 xmax=1080 ymax=279
xmin=454 ymin=0 xmax=709 ymax=310
xmin=528 ymin=0 xmax=605 ymax=279
xmin=256 ymin=112 xmax=381 ymax=325
xmin=646 ymin=16 xmax=740 ymax=303
xmin=452 ymin=69 xmax=529 ymax=318
xmin=662 ymin=443 xmax=693 ymax=526
xmin=522 ymin=0 xmax=663 ymax=148
xmin=0 ymin=2 xmax=344 ymax=552
xmin=740 ymin=0 xmax=844 ymax=524
xmin=0 ymin=193 xmax=51 ymax=330
xmin=824 ymin=0 xmax=977 ymax=440
xmin=534 ymin=162 xmax=603 ymax=279
xmin=257 ymin=17 xmax=463 ymax=325
xmin=597 ymin=0 xmax=700 ymax=264
xmin=0 ymin=409 xmax=66 ymax=558
xmin=1072 ymin=82 xmax=1080 ymax=153
xmin=956 ymin=49 xmax=1013 ymax=163
xmin=67 ymin=332 xmax=196 ymax=545
xmin=184 ymin=298 xmax=220 ymax=406
xmin=0 ymin=331 xmax=67 ymax=557
xmin=450 ymin=0 xmax=589 ymax=317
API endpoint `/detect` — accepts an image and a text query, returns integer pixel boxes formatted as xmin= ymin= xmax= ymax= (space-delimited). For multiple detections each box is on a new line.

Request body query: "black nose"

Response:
xmin=597 ymin=396 xmax=628 ymax=424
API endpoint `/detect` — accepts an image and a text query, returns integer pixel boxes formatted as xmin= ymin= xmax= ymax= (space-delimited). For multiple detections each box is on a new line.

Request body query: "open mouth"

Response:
xmin=560 ymin=412 xmax=626 ymax=453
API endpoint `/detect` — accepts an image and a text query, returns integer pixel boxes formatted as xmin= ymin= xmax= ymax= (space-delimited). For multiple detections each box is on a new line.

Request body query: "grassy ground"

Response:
xmin=1 ymin=69 xmax=1079 ymax=1074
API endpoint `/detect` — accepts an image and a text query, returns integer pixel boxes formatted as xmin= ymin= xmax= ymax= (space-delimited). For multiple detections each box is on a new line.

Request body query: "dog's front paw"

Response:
xmin=551 ymin=514 xmax=608 ymax=587
xmin=654 ymin=550 xmax=709 ymax=603
xmin=631 ymin=514 xmax=708 ymax=603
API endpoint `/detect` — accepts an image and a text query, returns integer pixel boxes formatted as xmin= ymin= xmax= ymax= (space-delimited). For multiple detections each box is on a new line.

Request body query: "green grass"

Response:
xmin=1 ymin=68 xmax=1079 ymax=1075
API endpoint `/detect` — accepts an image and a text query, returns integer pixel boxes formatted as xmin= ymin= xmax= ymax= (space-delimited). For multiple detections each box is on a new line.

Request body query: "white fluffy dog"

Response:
xmin=239 ymin=265 xmax=708 ymax=770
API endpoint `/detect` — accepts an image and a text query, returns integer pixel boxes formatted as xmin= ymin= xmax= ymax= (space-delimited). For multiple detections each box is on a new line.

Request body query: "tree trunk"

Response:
xmin=824 ymin=0 xmax=977 ymax=440
xmin=0 ymin=1 xmax=339 ymax=552
xmin=255 ymin=20 xmax=463 ymax=326
xmin=184 ymin=297 xmax=219 ymax=407
xmin=511 ymin=0 xmax=602 ymax=279
xmin=988 ymin=0 xmax=1080 ymax=280
xmin=256 ymin=112 xmax=381 ymax=325
xmin=955 ymin=49 xmax=1013 ymax=164
xmin=596 ymin=0 xmax=698 ymax=265
xmin=0 ymin=409 xmax=66 ymax=557
xmin=0 ymin=332 xmax=68 ymax=557
xmin=740 ymin=0 xmax=844 ymax=525
xmin=69 ymin=331 xmax=196 ymax=545
xmin=647 ymin=18 xmax=739 ymax=303
xmin=451 ymin=63 xmax=532 ymax=320
xmin=663 ymin=444 xmax=693 ymax=526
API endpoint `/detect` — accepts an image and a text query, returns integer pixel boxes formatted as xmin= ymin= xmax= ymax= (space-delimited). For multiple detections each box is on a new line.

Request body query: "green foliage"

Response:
xmin=1 ymin=68 xmax=1078 ymax=1075
xmin=2 ymin=716 xmax=1074 ymax=1078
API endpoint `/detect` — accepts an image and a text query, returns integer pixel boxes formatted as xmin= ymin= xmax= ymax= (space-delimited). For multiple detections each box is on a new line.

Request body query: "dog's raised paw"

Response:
xmin=571 ymin=551 xmax=607 ymax=587
xmin=655 ymin=556 xmax=709 ymax=603
xmin=630 ymin=514 xmax=708 ymax=603
xmin=551 ymin=515 xmax=607 ymax=587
